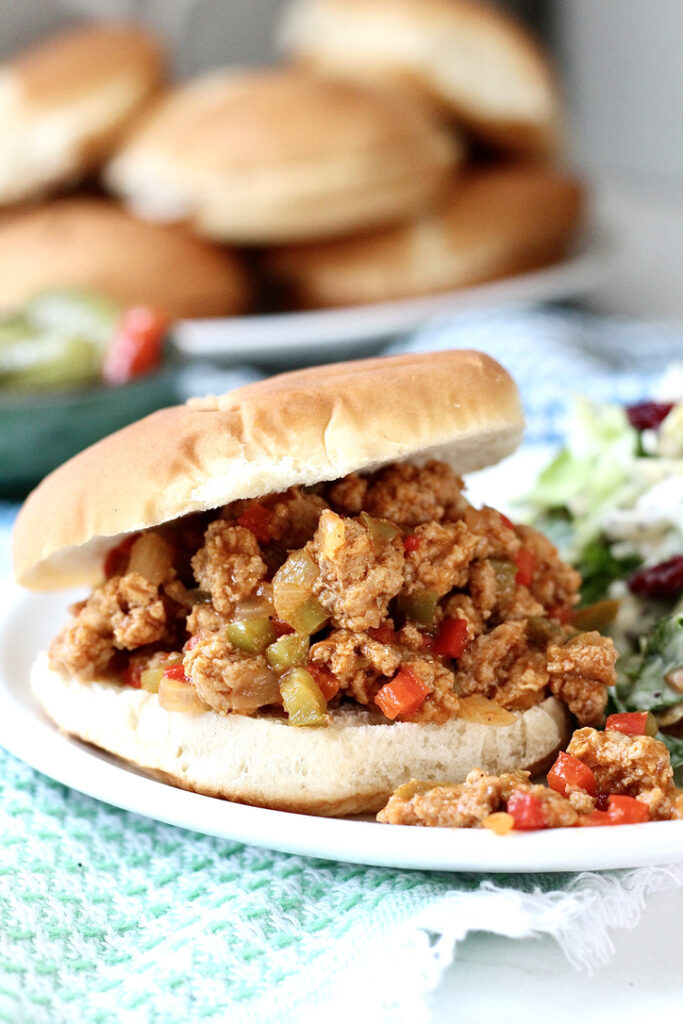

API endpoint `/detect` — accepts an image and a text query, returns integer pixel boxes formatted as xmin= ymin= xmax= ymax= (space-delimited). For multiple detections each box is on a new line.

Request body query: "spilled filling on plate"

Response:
xmin=49 ymin=460 xmax=616 ymax=727
xmin=378 ymin=714 xmax=683 ymax=829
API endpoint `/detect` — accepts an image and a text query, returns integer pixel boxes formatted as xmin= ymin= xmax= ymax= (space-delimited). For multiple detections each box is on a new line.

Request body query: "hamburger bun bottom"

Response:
xmin=32 ymin=652 xmax=570 ymax=816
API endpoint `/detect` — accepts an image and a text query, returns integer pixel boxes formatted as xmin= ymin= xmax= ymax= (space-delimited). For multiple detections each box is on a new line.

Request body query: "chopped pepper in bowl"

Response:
xmin=0 ymin=289 xmax=177 ymax=496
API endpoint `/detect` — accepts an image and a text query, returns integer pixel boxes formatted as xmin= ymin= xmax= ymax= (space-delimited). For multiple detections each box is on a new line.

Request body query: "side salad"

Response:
xmin=523 ymin=387 xmax=683 ymax=766
xmin=0 ymin=289 xmax=167 ymax=392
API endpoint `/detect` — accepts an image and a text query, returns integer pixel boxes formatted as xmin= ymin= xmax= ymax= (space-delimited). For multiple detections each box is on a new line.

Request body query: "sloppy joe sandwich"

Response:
xmin=0 ymin=22 xmax=164 ymax=206
xmin=263 ymin=165 xmax=584 ymax=309
xmin=0 ymin=198 xmax=250 ymax=319
xmin=104 ymin=67 xmax=462 ymax=244
xmin=279 ymin=0 xmax=561 ymax=157
xmin=13 ymin=352 xmax=617 ymax=815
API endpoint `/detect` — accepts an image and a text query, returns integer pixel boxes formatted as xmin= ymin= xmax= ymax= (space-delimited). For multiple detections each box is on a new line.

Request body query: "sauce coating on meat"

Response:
xmin=48 ymin=460 xmax=617 ymax=729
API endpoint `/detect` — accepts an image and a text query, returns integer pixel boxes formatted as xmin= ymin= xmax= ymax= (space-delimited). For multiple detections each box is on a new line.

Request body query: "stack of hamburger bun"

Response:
xmin=1 ymin=4 xmax=583 ymax=317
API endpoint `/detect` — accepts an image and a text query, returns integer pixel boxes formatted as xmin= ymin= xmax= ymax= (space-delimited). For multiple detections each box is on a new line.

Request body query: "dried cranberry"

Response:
xmin=595 ymin=793 xmax=610 ymax=812
xmin=626 ymin=402 xmax=674 ymax=432
xmin=628 ymin=556 xmax=683 ymax=598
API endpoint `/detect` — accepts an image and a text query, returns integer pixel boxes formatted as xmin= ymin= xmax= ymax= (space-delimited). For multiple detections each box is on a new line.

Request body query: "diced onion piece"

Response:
xmin=158 ymin=677 xmax=210 ymax=714
xmin=274 ymin=549 xmax=319 ymax=589
xmin=396 ymin=589 xmax=438 ymax=627
xmin=127 ymin=532 xmax=174 ymax=585
xmin=490 ymin=559 xmax=516 ymax=602
xmin=457 ymin=695 xmax=516 ymax=726
xmin=104 ymin=535 xmax=138 ymax=578
xmin=226 ymin=618 xmax=277 ymax=654
xmin=233 ymin=591 xmax=275 ymax=621
xmin=272 ymin=549 xmax=319 ymax=622
xmin=317 ymin=511 xmax=346 ymax=559
xmin=227 ymin=665 xmax=281 ymax=713
xmin=266 ymin=633 xmax=310 ymax=673
xmin=279 ymin=667 xmax=328 ymax=727
xmin=391 ymin=780 xmax=437 ymax=801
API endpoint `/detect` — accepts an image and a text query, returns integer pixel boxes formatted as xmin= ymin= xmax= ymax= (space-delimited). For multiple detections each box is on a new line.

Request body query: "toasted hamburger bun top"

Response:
xmin=13 ymin=350 xmax=524 ymax=589
xmin=105 ymin=67 xmax=462 ymax=244
xmin=0 ymin=22 xmax=164 ymax=205
xmin=263 ymin=165 xmax=584 ymax=308
xmin=279 ymin=0 xmax=561 ymax=156
xmin=0 ymin=198 xmax=250 ymax=319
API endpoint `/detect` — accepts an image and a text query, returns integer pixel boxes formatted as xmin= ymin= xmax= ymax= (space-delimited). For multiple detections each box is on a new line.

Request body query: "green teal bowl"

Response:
xmin=0 ymin=366 xmax=180 ymax=498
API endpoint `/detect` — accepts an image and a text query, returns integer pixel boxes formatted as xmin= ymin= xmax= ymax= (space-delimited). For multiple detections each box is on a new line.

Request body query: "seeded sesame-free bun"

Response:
xmin=263 ymin=165 xmax=584 ymax=308
xmin=279 ymin=0 xmax=561 ymax=156
xmin=31 ymin=653 xmax=569 ymax=815
xmin=0 ymin=22 xmax=164 ymax=205
xmin=0 ymin=198 xmax=250 ymax=318
xmin=13 ymin=350 xmax=523 ymax=589
xmin=104 ymin=67 xmax=462 ymax=244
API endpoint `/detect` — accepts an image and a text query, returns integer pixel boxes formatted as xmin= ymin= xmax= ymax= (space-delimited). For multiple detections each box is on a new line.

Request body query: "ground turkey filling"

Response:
xmin=48 ymin=460 xmax=617 ymax=727
xmin=377 ymin=726 xmax=682 ymax=828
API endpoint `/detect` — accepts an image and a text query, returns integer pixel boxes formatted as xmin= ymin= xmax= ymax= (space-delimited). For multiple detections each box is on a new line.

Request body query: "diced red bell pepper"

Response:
xmin=584 ymin=795 xmax=650 ymax=826
xmin=514 ymin=549 xmax=535 ymax=587
xmin=368 ymin=624 xmax=397 ymax=644
xmin=237 ymin=501 xmax=274 ymax=544
xmin=605 ymin=711 xmax=657 ymax=737
xmin=581 ymin=809 xmax=613 ymax=827
xmin=433 ymin=617 xmax=469 ymax=659
xmin=121 ymin=663 xmax=142 ymax=688
xmin=506 ymin=790 xmax=546 ymax=830
xmin=499 ymin=513 xmax=515 ymax=531
xmin=403 ymin=535 xmax=421 ymax=553
xmin=307 ymin=663 xmax=340 ymax=702
xmin=547 ymin=751 xmax=596 ymax=797
xmin=605 ymin=795 xmax=650 ymax=825
xmin=548 ymin=604 xmax=572 ymax=625
xmin=418 ymin=631 xmax=434 ymax=651
xmin=375 ymin=666 xmax=430 ymax=721
xmin=163 ymin=663 xmax=189 ymax=682
xmin=102 ymin=307 xmax=167 ymax=385
xmin=103 ymin=534 xmax=139 ymax=578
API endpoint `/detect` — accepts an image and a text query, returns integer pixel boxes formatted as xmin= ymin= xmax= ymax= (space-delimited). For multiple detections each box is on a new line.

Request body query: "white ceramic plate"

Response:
xmin=3 ymin=448 xmax=682 ymax=873
xmin=173 ymin=241 xmax=605 ymax=364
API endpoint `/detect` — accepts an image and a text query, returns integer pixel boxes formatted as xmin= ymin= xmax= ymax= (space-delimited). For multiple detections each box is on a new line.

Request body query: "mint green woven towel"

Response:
xmin=2 ymin=746 xmax=683 ymax=1024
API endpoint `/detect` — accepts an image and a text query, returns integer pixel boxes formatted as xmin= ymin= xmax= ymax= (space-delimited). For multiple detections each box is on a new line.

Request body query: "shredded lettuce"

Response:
xmin=524 ymin=392 xmax=683 ymax=768
xmin=576 ymin=539 xmax=641 ymax=606
xmin=615 ymin=605 xmax=683 ymax=768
